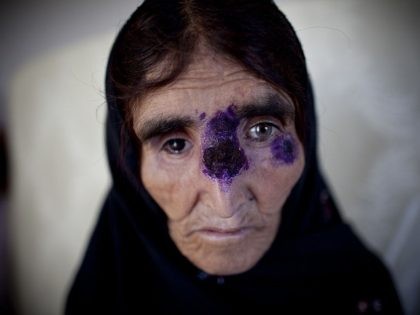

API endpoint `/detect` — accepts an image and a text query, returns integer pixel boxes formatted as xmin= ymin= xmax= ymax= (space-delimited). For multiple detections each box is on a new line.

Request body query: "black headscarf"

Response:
xmin=65 ymin=1 xmax=403 ymax=314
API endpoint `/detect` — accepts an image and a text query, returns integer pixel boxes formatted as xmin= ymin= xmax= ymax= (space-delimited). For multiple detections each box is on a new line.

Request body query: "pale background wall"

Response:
xmin=1 ymin=1 xmax=419 ymax=314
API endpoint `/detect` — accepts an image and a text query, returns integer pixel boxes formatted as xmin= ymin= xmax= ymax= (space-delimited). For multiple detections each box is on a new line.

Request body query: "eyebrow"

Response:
xmin=136 ymin=116 xmax=195 ymax=142
xmin=136 ymin=94 xmax=295 ymax=142
xmin=235 ymin=94 xmax=295 ymax=123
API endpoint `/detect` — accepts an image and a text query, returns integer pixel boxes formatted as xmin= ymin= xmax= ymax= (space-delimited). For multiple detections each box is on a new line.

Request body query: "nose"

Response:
xmin=202 ymin=139 xmax=248 ymax=183
xmin=196 ymin=169 xmax=249 ymax=219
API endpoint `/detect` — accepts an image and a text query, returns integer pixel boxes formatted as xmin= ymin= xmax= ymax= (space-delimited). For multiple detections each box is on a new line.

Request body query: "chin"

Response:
xmin=190 ymin=249 xmax=263 ymax=276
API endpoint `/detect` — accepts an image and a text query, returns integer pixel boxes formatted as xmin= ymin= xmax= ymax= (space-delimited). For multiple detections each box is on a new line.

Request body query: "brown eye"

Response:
xmin=163 ymin=138 xmax=191 ymax=155
xmin=247 ymin=123 xmax=277 ymax=142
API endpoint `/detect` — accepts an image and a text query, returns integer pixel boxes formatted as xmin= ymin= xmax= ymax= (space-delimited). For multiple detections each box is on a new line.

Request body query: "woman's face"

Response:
xmin=134 ymin=51 xmax=305 ymax=275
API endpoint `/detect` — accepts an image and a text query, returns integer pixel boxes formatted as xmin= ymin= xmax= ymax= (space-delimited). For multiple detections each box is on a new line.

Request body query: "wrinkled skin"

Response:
xmin=135 ymin=50 xmax=305 ymax=275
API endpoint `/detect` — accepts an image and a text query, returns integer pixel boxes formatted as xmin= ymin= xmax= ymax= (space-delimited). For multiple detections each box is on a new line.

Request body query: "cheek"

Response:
xmin=244 ymin=141 xmax=304 ymax=214
xmin=140 ymin=153 xmax=198 ymax=220
xmin=270 ymin=133 xmax=299 ymax=165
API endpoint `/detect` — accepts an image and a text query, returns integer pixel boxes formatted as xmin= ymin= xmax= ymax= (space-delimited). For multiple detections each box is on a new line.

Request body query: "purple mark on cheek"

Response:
xmin=270 ymin=133 xmax=298 ymax=164
xmin=199 ymin=112 xmax=206 ymax=120
xmin=202 ymin=105 xmax=248 ymax=186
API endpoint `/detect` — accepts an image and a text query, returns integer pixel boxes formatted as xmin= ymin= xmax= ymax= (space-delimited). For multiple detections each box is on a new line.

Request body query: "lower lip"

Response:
xmin=196 ymin=227 xmax=251 ymax=242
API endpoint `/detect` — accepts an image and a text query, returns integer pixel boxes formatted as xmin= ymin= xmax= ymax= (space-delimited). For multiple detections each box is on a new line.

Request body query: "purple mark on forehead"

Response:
xmin=199 ymin=112 xmax=206 ymax=120
xmin=270 ymin=133 xmax=297 ymax=164
xmin=202 ymin=105 xmax=248 ymax=187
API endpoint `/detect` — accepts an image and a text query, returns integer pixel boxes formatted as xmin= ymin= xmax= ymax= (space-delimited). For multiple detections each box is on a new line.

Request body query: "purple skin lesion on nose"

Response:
xmin=199 ymin=112 xmax=206 ymax=120
xmin=270 ymin=133 xmax=297 ymax=165
xmin=202 ymin=105 xmax=249 ymax=187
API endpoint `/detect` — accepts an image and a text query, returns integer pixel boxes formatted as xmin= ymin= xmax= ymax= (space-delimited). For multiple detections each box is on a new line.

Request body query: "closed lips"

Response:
xmin=199 ymin=227 xmax=246 ymax=234
xmin=194 ymin=227 xmax=253 ymax=240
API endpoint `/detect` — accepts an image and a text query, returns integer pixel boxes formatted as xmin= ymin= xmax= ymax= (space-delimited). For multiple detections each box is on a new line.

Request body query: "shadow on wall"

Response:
xmin=8 ymin=34 xmax=112 ymax=315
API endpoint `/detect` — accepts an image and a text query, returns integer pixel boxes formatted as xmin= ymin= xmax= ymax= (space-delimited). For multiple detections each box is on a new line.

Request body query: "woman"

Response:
xmin=66 ymin=0 xmax=403 ymax=313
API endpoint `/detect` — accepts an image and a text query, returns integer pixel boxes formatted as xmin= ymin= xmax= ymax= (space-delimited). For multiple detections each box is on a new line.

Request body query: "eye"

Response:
xmin=162 ymin=138 xmax=191 ymax=155
xmin=247 ymin=122 xmax=278 ymax=142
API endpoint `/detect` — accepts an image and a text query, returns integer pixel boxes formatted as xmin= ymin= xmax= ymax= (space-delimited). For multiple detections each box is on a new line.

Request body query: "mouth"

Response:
xmin=195 ymin=226 xmax=252 ymax=242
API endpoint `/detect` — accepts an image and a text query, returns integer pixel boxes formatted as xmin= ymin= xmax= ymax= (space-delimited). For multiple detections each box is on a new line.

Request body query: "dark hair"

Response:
xmin=109 ymin=0 xmax=309 ymax=143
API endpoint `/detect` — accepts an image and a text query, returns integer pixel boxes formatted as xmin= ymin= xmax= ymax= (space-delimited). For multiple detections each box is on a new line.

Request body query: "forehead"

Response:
xmin=134 ymin=52 xmax=288 ymax=122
